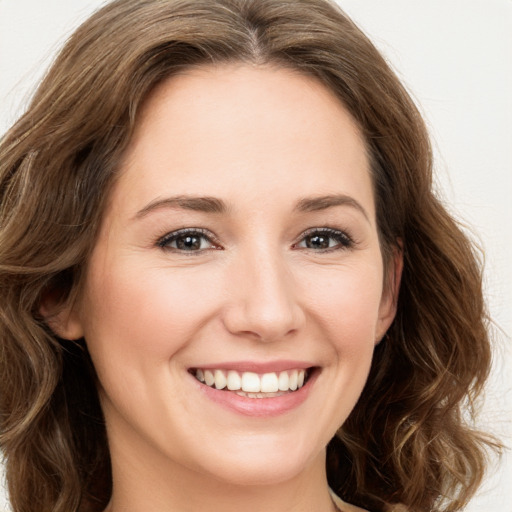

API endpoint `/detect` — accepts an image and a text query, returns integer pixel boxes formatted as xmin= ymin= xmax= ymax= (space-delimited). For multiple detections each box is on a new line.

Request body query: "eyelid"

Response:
xmin=293 ymin=227 xmax=355 ymax=251
xmin=155 ymin=226 xmax=356 ymax=253
xmin=156 ymin=227 xmax=221 ymax=252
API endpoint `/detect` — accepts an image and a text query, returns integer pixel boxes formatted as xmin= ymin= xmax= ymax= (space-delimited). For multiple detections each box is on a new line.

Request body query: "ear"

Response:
xmin=375 ymin=244 xmax=403 ymax=344
xmin=40 ymin=289 xmax=84 ymax=341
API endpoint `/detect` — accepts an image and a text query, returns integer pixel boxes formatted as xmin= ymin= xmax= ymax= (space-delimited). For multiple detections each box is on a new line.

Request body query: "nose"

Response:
xmin=221 ymin=247 xmax=305 ymax=343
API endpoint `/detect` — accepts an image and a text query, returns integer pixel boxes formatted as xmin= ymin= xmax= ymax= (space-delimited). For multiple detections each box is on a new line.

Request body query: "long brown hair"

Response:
xmin=0 ymin=1 xmax=498 ymax=511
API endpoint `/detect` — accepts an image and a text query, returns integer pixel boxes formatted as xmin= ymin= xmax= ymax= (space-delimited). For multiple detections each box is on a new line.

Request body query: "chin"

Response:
xmin=207 ymin=463 xmax=303 ymax=488
xmin=194 ymin=442 xmax=322 ymax=487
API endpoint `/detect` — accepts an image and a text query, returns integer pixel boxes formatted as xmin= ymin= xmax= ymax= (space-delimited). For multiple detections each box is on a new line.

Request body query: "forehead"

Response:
xmin=115 ymin=63 xmax=373 ymax=218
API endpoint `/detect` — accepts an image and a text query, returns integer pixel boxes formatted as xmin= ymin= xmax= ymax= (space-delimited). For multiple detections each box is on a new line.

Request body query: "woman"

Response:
xmin=0 ymin=1 xmax=499 ymax=511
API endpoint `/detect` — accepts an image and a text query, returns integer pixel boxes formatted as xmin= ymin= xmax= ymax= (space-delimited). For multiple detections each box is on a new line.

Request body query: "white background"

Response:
xmin=0 ymin=1 xmax=511 ymax=511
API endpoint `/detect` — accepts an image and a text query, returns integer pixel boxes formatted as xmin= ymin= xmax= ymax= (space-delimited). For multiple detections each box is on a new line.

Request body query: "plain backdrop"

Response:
xmin=0 ymin=1 xmax=511 ymax=511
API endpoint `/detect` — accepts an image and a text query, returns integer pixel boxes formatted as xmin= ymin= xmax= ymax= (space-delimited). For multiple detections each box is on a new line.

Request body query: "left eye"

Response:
xmin=295 ymin=229 xmax=353 ymax=251
xmin=157 ymin=229 xmax=217 ymax=252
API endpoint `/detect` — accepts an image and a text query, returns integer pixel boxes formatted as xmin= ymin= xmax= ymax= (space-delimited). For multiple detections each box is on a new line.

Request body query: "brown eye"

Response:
xmin=296 ymin=229 xmax=353 ymax=251
xmin=304 ymin=234 xmax=331 ymax=249
xmin=157 ymin=229 xmax=218 ymax=252
xmin=174 ymin=234 xmax=203 ymax=250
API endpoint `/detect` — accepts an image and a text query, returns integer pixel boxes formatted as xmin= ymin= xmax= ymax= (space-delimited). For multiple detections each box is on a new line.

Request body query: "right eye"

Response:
xmin=157 ymin=228 xmax=219 ymax=253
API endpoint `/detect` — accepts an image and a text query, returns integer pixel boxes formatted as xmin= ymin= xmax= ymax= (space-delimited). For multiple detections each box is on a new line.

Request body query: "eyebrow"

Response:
xmin=134 ymin=193 xmax=369 ymax=221
xmin=135 ymin=195 xmax=227 ymax=218
xmin=294 ymin=194 xmax=370 ymax=221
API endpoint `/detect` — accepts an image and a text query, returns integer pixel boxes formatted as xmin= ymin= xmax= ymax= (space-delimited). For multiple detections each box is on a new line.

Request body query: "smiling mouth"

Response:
xmin=189 ymin=368 xmax=314 ymax=399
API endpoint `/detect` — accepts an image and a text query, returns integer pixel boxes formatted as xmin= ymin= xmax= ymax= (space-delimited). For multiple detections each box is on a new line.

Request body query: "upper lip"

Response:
xmin=189 ymin=360 xmax=316 ymax=373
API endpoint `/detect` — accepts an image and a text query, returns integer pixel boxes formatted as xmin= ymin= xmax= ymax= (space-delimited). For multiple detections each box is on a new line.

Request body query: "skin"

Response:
xmin=51 ymin=64 xmax=401 ymax=512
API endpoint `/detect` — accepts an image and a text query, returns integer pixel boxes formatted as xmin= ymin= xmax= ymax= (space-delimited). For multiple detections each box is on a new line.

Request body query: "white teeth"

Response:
xmin=289 ymin=369 xmax=298 ymax=391
xmin=241 ymin=372 xmax=261 ymax=392
xmin=278 ymin=371 xmax=289 ymax=391
xmin=194 ymin=368 xmax=308 ymax=394
xmin=204 ymin=370 xmax=215 ymax=387
xmin=214 ymin=369 xmax=227 ymax=390
xmin=236 ymin=391 xmax=286 ymax=399
xmin=227 ymin=370 xmax=241 ymax=390
xmin=297 ymin=369 xmax=305 ymax=388
xmin=260 ymin=372 xmax=279 ymax=393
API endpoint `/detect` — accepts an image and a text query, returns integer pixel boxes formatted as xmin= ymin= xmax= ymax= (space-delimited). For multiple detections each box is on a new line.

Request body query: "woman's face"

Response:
xmin=61 ymin=64 xmax=398 ymax=487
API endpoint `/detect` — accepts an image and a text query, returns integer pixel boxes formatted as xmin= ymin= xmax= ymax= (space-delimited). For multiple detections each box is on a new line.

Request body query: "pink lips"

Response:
xmin=189 ymin=361 xmax=318 ymax=417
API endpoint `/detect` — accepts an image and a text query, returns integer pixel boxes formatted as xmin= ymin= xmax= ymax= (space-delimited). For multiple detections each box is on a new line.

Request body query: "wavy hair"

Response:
xmin=0 ymin=1 xmax=498 ymax=511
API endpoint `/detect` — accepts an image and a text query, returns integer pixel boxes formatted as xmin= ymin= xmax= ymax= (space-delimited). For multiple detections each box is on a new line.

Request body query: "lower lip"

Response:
xmin=191 ymin=370 xmax=318 ymax=417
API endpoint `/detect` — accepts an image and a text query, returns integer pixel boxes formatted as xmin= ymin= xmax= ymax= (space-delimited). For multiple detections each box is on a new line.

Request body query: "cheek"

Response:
xmin=289 ymin=261 xmax=384 ymax=435
xmin=298 ymin=260 xmax=384 ymax=345
xmin=79 ymin=259 xmax=223 ymax=377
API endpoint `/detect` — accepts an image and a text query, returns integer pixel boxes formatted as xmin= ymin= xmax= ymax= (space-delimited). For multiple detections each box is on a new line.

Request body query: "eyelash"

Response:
xmin=292 ymin=227 xmax=355 ymax=252
xmin=156 ymin=227 xmax=355 ymax=254
xmin=156 ymin=228 xmax=220 ymax=253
